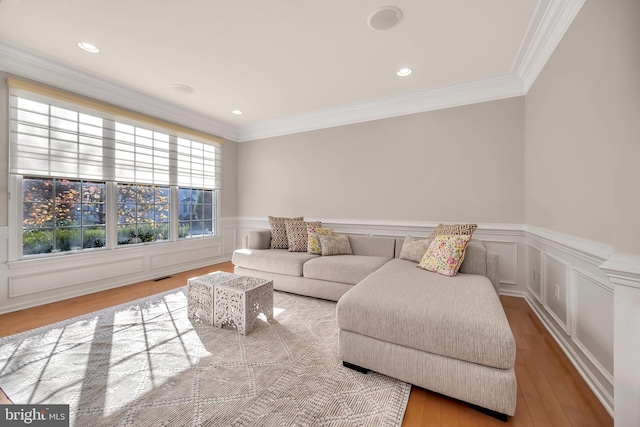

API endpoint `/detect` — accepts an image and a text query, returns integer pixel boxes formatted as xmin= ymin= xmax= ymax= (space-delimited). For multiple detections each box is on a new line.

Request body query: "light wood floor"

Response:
xmin=0 ymin=261 xmax=613 ymax=426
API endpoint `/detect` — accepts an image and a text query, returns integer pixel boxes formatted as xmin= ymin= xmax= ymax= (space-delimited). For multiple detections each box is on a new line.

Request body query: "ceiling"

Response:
xmin=0 ymin=0 xmax=582 ymax=141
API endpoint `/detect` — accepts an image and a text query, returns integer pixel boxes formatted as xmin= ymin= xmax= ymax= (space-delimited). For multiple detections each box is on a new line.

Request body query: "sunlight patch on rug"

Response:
xmin=0 ymin=289 xmax=410 ymax=426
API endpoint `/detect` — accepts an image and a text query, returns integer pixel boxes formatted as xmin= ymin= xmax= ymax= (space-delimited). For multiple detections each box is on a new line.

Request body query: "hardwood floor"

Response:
xmin=0 ymin=261 xmax=613 ymax=426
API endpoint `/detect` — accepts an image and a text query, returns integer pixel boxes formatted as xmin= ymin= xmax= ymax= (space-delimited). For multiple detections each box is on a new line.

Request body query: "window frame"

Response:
xmin=7 ymin=78 xmax=223 ymax=261
xmin=9 ymin=176 xmax=221 ymax=260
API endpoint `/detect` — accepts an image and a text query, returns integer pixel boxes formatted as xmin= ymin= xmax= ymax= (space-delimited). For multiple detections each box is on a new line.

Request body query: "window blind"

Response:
xmin=8 ymin=78 xmax=222 ymax=188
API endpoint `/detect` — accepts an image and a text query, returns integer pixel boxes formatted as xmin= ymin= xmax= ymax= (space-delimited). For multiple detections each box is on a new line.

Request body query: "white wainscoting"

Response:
xmin=601 ymin=254 xmax=640 ymax=426
xmin=3 ymin=217 xmax=626 ymax=418
xmin=524 ymin=225 xmax=614 ymax=416
xmin=0 ymin=219 xmax=237 ymax=315
xmin=237 ymin=217 xmax=527 ymax=294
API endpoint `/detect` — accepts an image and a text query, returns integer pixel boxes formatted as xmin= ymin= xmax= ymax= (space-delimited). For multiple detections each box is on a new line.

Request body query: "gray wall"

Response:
xmin=238 ymin=97 xmax=525 ymax=224
xmin=0 ymin=71 xmax=8 ymax=227
xmin=611 ymin=0 xmax=640 ymax=256
xmin=221 ymin=139 xmax=238 ymax=218
xmin=525 ymin=0 xmax=640 ymax=255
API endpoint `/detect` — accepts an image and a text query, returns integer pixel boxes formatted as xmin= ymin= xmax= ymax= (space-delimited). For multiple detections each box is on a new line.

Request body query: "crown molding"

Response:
xmin=513 ymin=0 xmax=585 ymax=92
xmin=0 ymin=40 xmax=239 ymax=141
xmin=236 ymin=0 xmax=585 ymax=142
xmin=236 ymin=73 xmax=525 ymax=141
xmin=0 ymin=0 xmax=584 ymax=143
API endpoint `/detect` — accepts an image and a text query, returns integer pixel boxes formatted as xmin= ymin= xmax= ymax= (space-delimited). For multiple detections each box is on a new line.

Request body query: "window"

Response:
xmin=9 ymin=78 xmax=222 ymax=258
xmin=117 ymin=184 xmax=170 ymax=245
xmin=178 ymin=188 xmax=215 ymax=238
xmin=22 ymin=177 xmax=106 ymax=255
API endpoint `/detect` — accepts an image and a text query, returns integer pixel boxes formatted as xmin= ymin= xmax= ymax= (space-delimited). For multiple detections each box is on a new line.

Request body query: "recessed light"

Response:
xmin=76 ymin=41 xmax=100 ymax=54
xmin=397 ymin=67 xmax=413 ymax=77
xmin=231 ymin=110 xmax=243 ymax=115
xmin=172 ymin=84 xmax=195 ymax=95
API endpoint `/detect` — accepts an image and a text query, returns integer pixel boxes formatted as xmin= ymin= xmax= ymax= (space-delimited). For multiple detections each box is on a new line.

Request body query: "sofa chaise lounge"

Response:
xmin=232 ymin=230 xmax=516 ymax=419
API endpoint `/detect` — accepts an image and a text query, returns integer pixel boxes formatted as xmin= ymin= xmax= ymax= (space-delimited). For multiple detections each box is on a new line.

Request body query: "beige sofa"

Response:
xmin=232 ymin=230 xmax=516 ymax=420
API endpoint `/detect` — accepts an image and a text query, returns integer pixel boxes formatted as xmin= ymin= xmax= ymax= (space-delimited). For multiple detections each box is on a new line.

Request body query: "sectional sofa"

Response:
xmin=232 ymin=230 xmax=516 ymax=419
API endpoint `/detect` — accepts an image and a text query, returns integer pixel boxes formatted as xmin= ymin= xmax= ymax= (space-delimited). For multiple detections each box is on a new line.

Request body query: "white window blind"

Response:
xmin=8 ymin=78 xmax=222 ymax=188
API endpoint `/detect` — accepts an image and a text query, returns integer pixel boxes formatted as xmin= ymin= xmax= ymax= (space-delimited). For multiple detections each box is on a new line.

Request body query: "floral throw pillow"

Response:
xmin=418 ymin=234 xmax=472 ymax=277
xmin=307 ymin=226 xmax=334 ymax=254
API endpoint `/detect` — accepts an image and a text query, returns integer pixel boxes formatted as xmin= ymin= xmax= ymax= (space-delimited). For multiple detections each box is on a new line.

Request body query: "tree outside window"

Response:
xmin=117 ymin=184 xmax=170 ymax=245
xmin=178 ymin=188 xmax=214 ymax=238
xmin=22 ymin=177 xmax=106 ymax=255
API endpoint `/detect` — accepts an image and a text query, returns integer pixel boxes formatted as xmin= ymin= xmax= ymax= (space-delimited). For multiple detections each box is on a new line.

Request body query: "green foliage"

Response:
xmin=179 ymin=224 xmax=190 ymax=238
xmin=117 ymin=223 xmax=170 ymax=245
xmin=84 ymin=228 xmax=106 ymax=248
xmin=23 ymin=229 xmax=53 ymax=255
xmin=22 ymin=227 xmax=105 ymax=254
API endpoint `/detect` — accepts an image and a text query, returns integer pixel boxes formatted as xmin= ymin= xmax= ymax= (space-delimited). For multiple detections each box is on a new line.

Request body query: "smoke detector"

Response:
xmin=172 ymin=84 xmax=195 ymax=95
xmin=368 ymin=6 xmax=403 ymax=31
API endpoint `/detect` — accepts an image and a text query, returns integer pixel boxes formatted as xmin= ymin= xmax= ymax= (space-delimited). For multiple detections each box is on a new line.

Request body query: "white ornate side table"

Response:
xmin=187 ymin=271 xmax=237 ymax=325
xmin=213 ymin=276 xmax=274 ymax=335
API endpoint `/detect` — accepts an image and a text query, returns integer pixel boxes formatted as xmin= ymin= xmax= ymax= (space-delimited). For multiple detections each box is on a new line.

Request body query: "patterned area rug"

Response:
xmin=0 ymin=289 xmax=410 ymax=426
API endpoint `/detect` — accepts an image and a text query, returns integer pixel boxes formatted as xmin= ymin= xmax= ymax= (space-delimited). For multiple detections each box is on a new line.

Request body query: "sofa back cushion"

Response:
xmin=458 ymin=239 xmax=487 ymax=277
xmin=348 ymin=235 xmax=396 ymax=258
xmin=248 ymin=230 xmax=272 ymax=249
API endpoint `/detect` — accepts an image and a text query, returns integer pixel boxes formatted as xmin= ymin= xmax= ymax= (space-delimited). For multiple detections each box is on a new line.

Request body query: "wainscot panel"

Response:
xmin=481 ymin=240 xmax=518 ymax=286
xmin=571 ymin=268 xmax=613 ymax=384
xmin=525 ymin=225 xmax=614 ymax=416
xmin=526 ymin=245 xmax=542 ymax=302
xmin=150 ymin=243 xmax=222 ymax=270
xmin=0 ymin=219 xmax=237 ymax=315
xmin=9 ymin=257 xmax=144 ymax=298
xmin=543 ymin=253 xmax=570 ymax=333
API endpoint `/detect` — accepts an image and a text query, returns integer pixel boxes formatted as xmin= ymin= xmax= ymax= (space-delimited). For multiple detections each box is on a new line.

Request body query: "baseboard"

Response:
xmin=498 ymin=289 xmax=527 ymax=298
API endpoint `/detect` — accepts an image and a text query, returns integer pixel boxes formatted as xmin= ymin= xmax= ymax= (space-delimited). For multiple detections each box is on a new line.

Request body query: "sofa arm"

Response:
xmin=247 ymin=229 xmax=272 ymax=249
xmin=486 ymin=250 xmax=500 ymax=295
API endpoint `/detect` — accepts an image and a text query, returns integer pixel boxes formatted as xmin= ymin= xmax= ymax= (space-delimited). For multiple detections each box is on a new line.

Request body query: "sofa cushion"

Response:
xmin=399 ymin=235 xmax=432 ymax=263
xmin=348 ymin=235 xmax=396 ymax=258
xmin=303 ymin=255 xmax=390 ymax=285
xmin=336 ymin=258 xmax=515 ymax=370
xmin=269 ymin=216 xmax=303 ymax=249
xmin=459 ymin=239 xmax=488 ymax=277
xmin=320 ymin=234 xmax=353 ymax=256
xmin=232 ymin=249 xmax=318 ymax=277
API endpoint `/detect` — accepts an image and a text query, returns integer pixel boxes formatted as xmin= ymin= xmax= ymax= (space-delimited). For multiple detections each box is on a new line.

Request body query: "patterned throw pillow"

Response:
xmin=285 ymin=220 xmax=321 ymax=252
xmin=399 ymin=235 xmax=433 ymax=263
xmin=427 ymin=223 xmax=477 ymax=240
xmin=269 ymin=216 xmax=303 ymax=249
xmin=307 ymin=226 xmax=334 ymax=255
xmin=418 ymin=234 xmax=472 ymax=277
xmin=319 ymin=234 xmax=353 ymax=256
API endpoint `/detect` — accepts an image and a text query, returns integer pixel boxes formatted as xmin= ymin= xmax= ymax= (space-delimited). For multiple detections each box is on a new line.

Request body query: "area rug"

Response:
xmin=0 ymin=288 xmax=410 ymax=426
